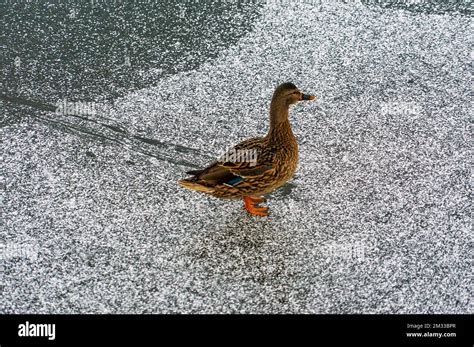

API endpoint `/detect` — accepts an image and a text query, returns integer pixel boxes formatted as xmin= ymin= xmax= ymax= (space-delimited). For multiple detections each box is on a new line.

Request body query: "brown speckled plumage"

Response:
xmin=178 ymin=82 xmax=315 ymax=215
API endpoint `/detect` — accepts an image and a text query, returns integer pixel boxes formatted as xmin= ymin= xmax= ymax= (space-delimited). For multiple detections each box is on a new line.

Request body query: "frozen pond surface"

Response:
xmin=1 ymin=1 xmax=472 ymax=313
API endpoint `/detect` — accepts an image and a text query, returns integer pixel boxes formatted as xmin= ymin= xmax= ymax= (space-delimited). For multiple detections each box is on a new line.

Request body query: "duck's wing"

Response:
xmin=184 ymin=137 xmax=275 ymax=186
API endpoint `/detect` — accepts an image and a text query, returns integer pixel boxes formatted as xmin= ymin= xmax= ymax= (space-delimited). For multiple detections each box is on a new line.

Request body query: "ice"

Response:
xmin=1 ymin=1 xmax=471 ymax=313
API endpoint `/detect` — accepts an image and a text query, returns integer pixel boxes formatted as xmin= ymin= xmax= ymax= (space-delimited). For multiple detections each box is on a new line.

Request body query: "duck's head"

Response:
xmin=272 ymin=82 xmax=316 ymax=106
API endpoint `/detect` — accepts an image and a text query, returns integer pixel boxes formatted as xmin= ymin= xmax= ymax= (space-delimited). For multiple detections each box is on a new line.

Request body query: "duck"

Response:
xmin=178 ymin=82 xmax=316 ymax=216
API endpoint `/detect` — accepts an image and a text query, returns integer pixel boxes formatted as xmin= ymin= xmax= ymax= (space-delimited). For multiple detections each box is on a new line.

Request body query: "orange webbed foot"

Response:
xmin=248 ymin=196 xmax=266 ymax=204
xmin=243 ymin=196 xmax=269 ymax=217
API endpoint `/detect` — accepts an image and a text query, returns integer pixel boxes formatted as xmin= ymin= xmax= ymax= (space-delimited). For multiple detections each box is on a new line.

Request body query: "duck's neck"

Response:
xmin=267 ymin=102 xmax=295 ymax=144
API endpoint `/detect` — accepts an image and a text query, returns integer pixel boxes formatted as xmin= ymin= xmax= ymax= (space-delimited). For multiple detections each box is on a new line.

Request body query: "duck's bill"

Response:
xmin=301 ymin=94 xmax=316 ymax=101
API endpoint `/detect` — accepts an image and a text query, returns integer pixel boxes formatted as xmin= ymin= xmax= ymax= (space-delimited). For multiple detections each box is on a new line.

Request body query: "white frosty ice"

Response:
xmin=1 ymin=2 xmax=471 ymax=313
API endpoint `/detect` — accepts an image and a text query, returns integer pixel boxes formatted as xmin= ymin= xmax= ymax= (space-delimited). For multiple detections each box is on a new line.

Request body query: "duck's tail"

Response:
xmin=178 ymin=179 xmax=215 ymax=193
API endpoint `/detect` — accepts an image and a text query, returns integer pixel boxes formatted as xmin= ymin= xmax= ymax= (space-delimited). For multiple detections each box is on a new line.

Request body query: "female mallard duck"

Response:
xmin=178 ymin=82 xmax=316 ymax=216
